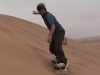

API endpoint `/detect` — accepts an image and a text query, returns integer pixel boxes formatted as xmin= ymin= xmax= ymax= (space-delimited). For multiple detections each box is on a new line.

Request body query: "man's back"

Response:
xmin=42 ymin=12 xmax=64 ymax=32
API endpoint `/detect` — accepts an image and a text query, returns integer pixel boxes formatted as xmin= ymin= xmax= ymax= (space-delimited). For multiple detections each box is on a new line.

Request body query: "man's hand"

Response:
xmin=32 ymin=11 xmax=39 ymax=15
xmin=47 ymin=35 xmax=52 ymax=43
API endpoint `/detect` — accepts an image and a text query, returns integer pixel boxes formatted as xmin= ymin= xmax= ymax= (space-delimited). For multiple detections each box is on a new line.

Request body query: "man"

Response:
xmin=32 ymin=3 xmax=68 ymax=70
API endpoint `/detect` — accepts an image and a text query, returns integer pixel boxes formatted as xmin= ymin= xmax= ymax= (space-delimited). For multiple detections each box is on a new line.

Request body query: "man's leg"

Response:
xmin=49 ymin=39 xmax=56 ymax=55
xmin=49 ymin=37 xmax=58 ymax=64
xmin=53 ymin=30 xmax=68 ymax=70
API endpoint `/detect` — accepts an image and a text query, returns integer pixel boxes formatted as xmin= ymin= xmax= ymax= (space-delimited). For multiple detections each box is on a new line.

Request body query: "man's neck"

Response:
xmin=42 ymin=11 xmax=48 ymax=17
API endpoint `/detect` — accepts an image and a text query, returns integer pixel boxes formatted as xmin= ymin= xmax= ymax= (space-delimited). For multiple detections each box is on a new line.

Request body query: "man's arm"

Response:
xmin=47 ymin=24 xmax=55 ymax=43
xmin=49 ymin=24 xmax=55 ymax=36
xmin=32 ymin=11 xmax=40 ymax=15
xmin=46 ymin=14 xmax=56 ymax=36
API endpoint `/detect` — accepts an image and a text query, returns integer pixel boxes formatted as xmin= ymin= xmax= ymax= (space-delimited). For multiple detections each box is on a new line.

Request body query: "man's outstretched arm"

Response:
xmin=32 ymin=11 xmax=40 ymax=15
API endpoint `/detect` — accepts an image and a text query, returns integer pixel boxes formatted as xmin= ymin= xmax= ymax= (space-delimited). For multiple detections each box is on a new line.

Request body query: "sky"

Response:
xmin=0 ymin=0 xmax=100 ymax=39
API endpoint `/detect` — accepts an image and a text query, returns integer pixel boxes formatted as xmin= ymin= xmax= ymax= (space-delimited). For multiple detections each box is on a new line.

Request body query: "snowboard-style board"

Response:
xmin=53 ymin=64 xmax=70 ymax=75
xmin=54 ymin=68 xmax=70 ymax=75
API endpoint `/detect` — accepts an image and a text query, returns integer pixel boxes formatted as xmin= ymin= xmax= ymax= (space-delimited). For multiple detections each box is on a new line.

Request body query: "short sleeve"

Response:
xmin=46 ymin=14 xmax=54 ymax=25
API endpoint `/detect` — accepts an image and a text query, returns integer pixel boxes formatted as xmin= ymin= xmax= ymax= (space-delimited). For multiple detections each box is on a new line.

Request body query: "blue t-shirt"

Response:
xmin=42 ymin=12 xmax=64 ymax=32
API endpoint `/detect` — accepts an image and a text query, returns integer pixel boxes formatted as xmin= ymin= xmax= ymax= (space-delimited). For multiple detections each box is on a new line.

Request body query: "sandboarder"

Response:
xmin=32 ymin=3 xmax=68 ymax=70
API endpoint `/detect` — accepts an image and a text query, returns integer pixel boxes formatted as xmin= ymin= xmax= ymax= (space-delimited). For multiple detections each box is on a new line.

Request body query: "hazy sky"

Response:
xmin=0 ymin=0 xmax=100 ymax=39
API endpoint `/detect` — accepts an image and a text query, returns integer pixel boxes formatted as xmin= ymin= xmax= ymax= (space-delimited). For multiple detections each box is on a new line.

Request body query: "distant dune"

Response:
xmin=75 ymin=36 xmax=100 ymax=50
xmin=0 ymin=14 xmax=100 ymax=75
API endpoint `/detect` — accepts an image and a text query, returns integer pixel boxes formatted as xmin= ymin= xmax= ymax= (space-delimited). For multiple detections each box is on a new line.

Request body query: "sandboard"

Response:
xmin=52 ymin=63 xmax=70 ymax=75
xmin=54 ymin=68 xmax=70 ymax=75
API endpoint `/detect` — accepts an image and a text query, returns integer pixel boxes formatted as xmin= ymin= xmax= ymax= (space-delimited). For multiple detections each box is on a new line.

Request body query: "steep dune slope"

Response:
xmin=0 ymin=14 xmax=100 ymax=75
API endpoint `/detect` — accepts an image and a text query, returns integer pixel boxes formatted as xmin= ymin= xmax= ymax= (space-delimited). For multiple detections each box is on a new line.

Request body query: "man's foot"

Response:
xmin=54 ymin=60 xmax=68 ymax=70
xmin=52 ymin=58 xmax=57 ymax=64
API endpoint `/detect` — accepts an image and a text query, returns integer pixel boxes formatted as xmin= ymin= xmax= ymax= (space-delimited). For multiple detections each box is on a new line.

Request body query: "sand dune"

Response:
xmin=76 ymin=37 xmax=100 ymax=50
xmin=0 ymin=14 xmax=100 ymax=75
